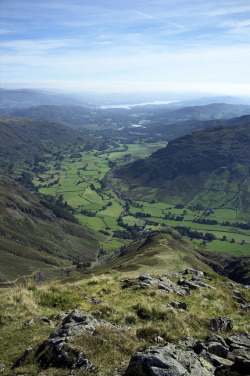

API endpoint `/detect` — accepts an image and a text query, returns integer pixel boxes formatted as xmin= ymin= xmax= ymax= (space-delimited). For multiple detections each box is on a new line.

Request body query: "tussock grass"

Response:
xmin=0 ymin=271 xmax=249 ymax=375
xmin=73 ymin=326 xmax=139 ymax=375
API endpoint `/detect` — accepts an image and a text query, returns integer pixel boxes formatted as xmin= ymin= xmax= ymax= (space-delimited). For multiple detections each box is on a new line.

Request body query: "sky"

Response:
xmin=0 ymin=0 xmax=250 ymax=95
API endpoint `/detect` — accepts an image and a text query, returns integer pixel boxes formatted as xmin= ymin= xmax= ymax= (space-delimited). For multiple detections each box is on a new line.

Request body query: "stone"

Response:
xmin=209 ymin=317 xmax=233 ymax=333
xmin=233 ymin=356 xmax=250 ymax=375
xmin=233 ymin=290 xmax=248 ymax=304
xmin=154 ymin=336 xmax=164 ymax=344
xmin=206 ymin=342 xmax=229 ymax=358
xmin=24 ymin=318 xmax=35 ymax=326
xmin=227 ymin=348 xmax=250 ymax=362
xmin=184 ymin=269 xmax=204 ymax=277
xmin=208 ymin=354 xmax=233 ymax=368
xmin=170 ymin=300 xmax=187 ymax=310
xmin=239 ymin=303 xmax=250 ymax=311
xmin=123 ymin=274 xmax=189 ymax=296
xmin=36 ymin=309 xmax=129 ymax=371
xmin=225 ymin=333 xmax=250 ymax=349
xmin=14 ymin=347 xmax=33 ymax=367
xmin=178 ymin=277 xmax=201 ymax=290
xmin=0 ymin=364 xmax=5 ymax=373
xmin=124 ymin=343 xmax=215 ymax=376
xmin=138 ymin=273 xmax=152 ymax=281
xmin=38 ymin=316 xmax=50 ymax=323
xmin=205 ymin=334 xmax=227 ymax=348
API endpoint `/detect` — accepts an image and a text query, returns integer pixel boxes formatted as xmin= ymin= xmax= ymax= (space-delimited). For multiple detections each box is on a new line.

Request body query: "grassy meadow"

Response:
xmin=33 ymin=140 xmax=249 ymax=259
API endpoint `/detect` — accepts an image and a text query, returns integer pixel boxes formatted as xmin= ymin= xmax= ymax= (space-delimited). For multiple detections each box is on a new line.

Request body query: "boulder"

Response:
xmin=0 ymin=364 xmax=5 ymax=374
xmin=124 ymin=343 xmax=215 ymax=376
xmin=206 ymin=342 xmax=228 ymax=358
xmin=184 ymin=269 xmax=204 ymax=277
xmin=170 ymin=300 xmax=187 ymax=310
xmin=225 ymin=333 xmax=250 ymax=349
xmin=209 ymin=317 xmax=233 ymax=333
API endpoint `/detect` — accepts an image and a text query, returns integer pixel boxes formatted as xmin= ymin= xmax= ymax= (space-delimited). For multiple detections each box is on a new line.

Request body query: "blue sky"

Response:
xmin=0 ymin=0 xmax=250 ymax=95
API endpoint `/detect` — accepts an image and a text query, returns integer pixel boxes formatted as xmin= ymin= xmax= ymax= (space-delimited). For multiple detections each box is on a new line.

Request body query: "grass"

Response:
xmin=0 ymin=269 xmax=249 ymax=375
xmin=32 ymin=141 xmax=250 ymax=259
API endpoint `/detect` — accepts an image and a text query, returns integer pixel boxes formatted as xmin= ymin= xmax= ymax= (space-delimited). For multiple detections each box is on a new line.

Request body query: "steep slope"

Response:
xmin=115 ymin=116 xmax=250 ymax=218
xmin=0 ymin=176 xmax=99 ymax=281
xmin=0 ymin=116 xmax=99 ymax=177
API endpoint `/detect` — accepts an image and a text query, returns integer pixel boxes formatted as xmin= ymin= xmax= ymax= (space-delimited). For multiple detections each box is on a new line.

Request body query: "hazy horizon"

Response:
xmin=1 ymin=0 xmax=250 ymax=96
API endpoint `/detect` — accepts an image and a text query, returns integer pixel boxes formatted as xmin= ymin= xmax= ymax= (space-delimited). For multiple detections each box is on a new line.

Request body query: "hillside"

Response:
xmin=0 ymin=259 xmax=249 ymax=375
xmin=114 ymin=116 xmax=250 ymax=219
xmin=0 ymin=176 xmax=99 ymax=282
xmin=0 ymin=116 xmax=99 ymax=177
xmin=94 ymin=229 xmax=250 ymax=284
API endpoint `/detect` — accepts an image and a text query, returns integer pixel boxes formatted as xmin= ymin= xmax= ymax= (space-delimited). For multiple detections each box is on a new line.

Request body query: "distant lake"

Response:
xmin=100 ymin=100 xmax=176 ymax=109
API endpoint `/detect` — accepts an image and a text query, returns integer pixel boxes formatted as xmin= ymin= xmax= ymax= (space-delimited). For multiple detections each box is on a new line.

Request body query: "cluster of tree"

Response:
xmin=40 ymin=194 xmax=79 ymax=224
xmin=80 ymin=209 xmax=96 ymax=217
xmin=174 ymin=226 xmax=216 ymax=242
xmin=193 ymin=218 xmax=218 ymax=225
xmin=134 ymin=212 xmax=152 ymax=218
xmin=164 ymin=212 xmax=184 ymax=221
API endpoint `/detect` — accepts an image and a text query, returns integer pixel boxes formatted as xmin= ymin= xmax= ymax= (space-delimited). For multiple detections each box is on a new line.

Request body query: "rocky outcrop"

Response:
xmin=36 ymin=309 xmax=129 ymax=372
xmin=209 ymin=317 xmax=233 ymax=333
xmin=124 ymin=333 xmax=250 ymax=375
xmin=123 ymin=273 xmax=189 ymax=296
xmin=123 ymin=271 xmax=215 ymax=298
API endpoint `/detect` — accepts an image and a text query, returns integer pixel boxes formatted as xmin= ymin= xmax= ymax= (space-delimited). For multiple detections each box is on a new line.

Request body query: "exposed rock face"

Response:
xmin=209 ymin=317 xmax=233 ymax=333
xmin=124 ymin=333 xmax=250 ymax=376
xmin=36 ymin=312 xmax=98 ymax=371
xmin=124 ymin=343 xmax=215 ymax=376
xmin=123 ymin=274 xmax=189 ymax=296
xmin=36 ymin=310 xmax=129 ymax=372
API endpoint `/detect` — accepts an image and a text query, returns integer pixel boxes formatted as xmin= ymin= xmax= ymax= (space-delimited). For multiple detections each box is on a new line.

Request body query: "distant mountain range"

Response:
xmin=2 ymin=103 xmax=250 ymax=143
xmin=0 ymin=88 xmax=91 ymax=108
xmin=115 ymin=115 xmax=250 ymax=219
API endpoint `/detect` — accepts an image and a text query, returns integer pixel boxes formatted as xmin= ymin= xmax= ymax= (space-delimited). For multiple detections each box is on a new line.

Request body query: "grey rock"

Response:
xmin=209 ymin=317 xmax=233 ymax=333
xmin=225 ymin=333 xmax=250 ymax=349
xmin=38 ymin=316 xmax=50 ymax=323
xmin=0 ymin=364 xmax=5 ymax=373
xmin=138 ymin=274 xmax=152 ymax=281
xmin=206 ymin=342 xmax=229 ymax=358
xmin=123 ymin=274 xmax=189 ymax=296
xmin=14 ymin=347 xmax=32 ymax=367
xmin=208 ymin=354 xmax=233 ymax=368
xmin=24 ymin=318 xmax=35 ymax=327
xmin=124 ymin=343 xmax=215 ymax=376
xmin=170 ymin=300 xmax=187 ymax=310
xmin=154 ymin=336 xmax=164 ymax=344
xmin=233 ymin=290 xmax=248 ymax=304
xmin=178 ymin=277 xmax=201 ymax=290
xmin=184 ymin=269 xmax=204 ymax=277
xmin=239 ymin=303 xmax=250 ymax=311
xmin=36 ymin=309 xmax=129 ymax=371
xmin=227 ymin=348 xmax=250 ymax=362
xmin=205 ymin=334 xmax=227 ymax=348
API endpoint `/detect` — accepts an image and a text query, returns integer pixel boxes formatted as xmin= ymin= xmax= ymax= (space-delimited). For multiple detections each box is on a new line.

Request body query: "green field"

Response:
xmin=33 ymin=141 xmax=250 ymax=257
